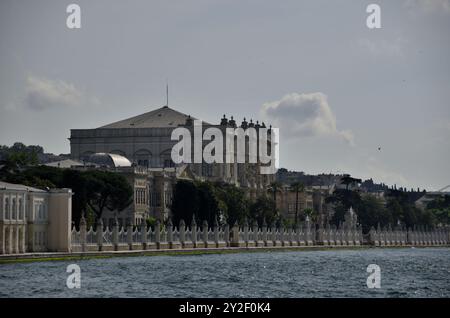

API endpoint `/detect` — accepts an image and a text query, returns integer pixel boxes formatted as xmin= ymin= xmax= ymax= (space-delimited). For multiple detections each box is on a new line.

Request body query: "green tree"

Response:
xmin=340 ymin=174 xmax=362 ymax=190
xmin=357 ymin=195 xmax=390 ymax=233
xmin=268 ymin=181 xmax=282 ymax=203
xmin=84 ymin=170 xmax=133 ymax=221
xmin=171 ymin=180 xmax=199 ymax=227
xmin=196 ymin=181 xmax=219 ymax=226
xmin=426 ymin=195 xmax=450 ymax=225
xmin=214 ymin=182 xmax=249 ymax=226
xmin=249 ymin=196 xmax=277 ymax=227
xmin=290 ymin=182 xmax=304 ymax=225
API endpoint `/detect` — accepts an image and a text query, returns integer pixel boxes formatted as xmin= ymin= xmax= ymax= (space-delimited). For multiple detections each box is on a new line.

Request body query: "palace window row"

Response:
xmin=34 ymin=231 xmax=47 ymax=247
xmin=1 ymin=196 xmax=25 ymax=220
xmin=135 ymin=188 xmax=148 ymax=205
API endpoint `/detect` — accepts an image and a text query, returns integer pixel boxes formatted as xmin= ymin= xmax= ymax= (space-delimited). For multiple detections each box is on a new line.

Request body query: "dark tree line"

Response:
xmin=327 ymin=188 xmax=448 ymax=233
xmin=171 ymin=180 xmax=280 ymax=228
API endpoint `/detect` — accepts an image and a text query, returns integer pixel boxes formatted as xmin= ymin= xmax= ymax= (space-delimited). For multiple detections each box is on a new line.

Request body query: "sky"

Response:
xmin=0 ymin=0 xmax=449 ymax=191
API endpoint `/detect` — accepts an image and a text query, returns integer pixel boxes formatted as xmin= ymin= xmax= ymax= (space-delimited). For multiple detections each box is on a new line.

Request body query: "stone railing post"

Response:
xmin=168 ymin=218 xmax=174 ymax=249
xmin=96 ymin=218 xmax=103 ymax=251
xmin=179 ymin=219 xmax=186 ymax=248
xmin=231 ymin=221 xmax=239 ymax=247
xmin=280 ymin=225 xmax=286 ymax=246
xmin=112 ymin=217 xmax=119 ymax=251
xmin=191 ymin=216 xmax=197 ymax=248
xmin=407 ymin=228 xmax=412 ymax=245
xmin=262 ymin=219 xmax=268 ymax=246
xmin=141 ymin=221 xmax=147 ymax=250
xmin=155 ymin=219 xmax=161 ymax=249
xmin=224 ymin=223 xmax=230 ymax=247
xmin=446 ymin=227 xmax=450 ymax=244
xmin=295 ymin=223 xmax=301 ymax=245
xmin=305 ymin=216 xmax=313 ymax=245
xmin=202 ymin=220 xmax=208 ymax=248
xmin=214 ymin=218 xmax=219 ymax=248
xmin=289 ymin=226 xmax=295 ymax=246
xmin=243 ymin=218 xmax=249 ymax=247
xmin=316 ymin=223 xmax=324 ymax=245
xmin=251 ymin=220 xmax=258 ymax=246
xmin=80 ymin=216 xmax=87 ymax=252
xmin=368 ymin=226 xmax=376 ymax=246
xmin=127 ymin=221 xmax=133 ymax=250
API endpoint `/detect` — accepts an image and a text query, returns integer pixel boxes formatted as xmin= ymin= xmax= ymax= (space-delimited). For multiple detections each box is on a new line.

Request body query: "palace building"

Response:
xmin=0 ymin=181 xmax=72 ymax=254
xmin=69 ymin=105 xmax=275 ymax=226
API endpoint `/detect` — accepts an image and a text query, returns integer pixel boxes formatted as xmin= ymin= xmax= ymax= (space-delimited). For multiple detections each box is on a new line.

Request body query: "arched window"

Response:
xmin=134 ymin=149 xmax=152 ymax=168
xmin=160 ymin=149 xmax=175 ymax=168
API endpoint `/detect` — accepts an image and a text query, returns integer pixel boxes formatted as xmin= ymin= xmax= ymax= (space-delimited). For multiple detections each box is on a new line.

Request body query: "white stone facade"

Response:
xmin=0 ymin=181 xmax=72 ymax=254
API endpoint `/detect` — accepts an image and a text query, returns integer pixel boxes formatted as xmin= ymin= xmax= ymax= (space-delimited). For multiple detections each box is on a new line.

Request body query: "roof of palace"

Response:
xmin=99 ymin=105 xmax=209 ymax=129
xmin=0 ymin=181 xmax=46 ymax=193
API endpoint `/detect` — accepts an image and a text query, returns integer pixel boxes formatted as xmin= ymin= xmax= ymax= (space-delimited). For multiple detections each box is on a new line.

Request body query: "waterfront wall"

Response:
xmin=70 ymin=216 xmax=449 ymax=253
xmin=368 ymin=225 xmax=449 ymax=246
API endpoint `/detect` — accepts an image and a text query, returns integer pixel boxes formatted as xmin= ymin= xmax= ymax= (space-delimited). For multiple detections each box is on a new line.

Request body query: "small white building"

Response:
xmin=0 ymin=181 xmax=73 ymax=254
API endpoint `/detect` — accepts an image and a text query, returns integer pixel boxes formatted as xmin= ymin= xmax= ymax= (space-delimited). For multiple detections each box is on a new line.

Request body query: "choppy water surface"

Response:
xmin=1 ymin=248 xmax=449 ymax=297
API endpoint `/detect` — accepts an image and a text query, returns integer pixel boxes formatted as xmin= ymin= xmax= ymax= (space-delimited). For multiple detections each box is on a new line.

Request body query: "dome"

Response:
xmin=86 ymin=153 xmax=132 ymax=168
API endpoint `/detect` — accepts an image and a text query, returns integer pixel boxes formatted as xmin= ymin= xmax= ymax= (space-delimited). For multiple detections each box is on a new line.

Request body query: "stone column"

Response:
xmin=262 ymin=219 xmax=268 ymax=247
xmin=191 ymin=216 xmax=197 ymax=248
xmin=20 ymin=226 xmax=26 ymax=253
xmin=224 ymin=223 xmax=230 ymax=247
xmin=214 ymin=218 xmax=219 ymax=248
xmin=14 ymin=227 xmax=19 ymax=254
xmin=112 ymin=217 xmax=119 ymax=251
xmin=155 ymin=219 xmax=161 ymax=249
xmin=230 ymin=221 xmax=239 ymax=247
xmin=6 ymin=227 xmax=12 ymax=254
xmin=141 ymin=221 xmax=147 ymax=250
xmin=305 ymin=216 xmax=313 ymax=245
xmin=97 ymin=218 xmax=103 ymax=251
xmin=179 ymin=219 xmax=185 ymax=248
xmin=243 ymin=218 xmax=249 ymax=247
xmin=316 ymin=223 xmax=324 ymax=246
xmin=80 ymin=216 xmax=87 ymax=252
xmin=202 ymin=220 xmax=208 ymax=248
xmin=296 ymin=223 xmax=301 ymax=246
xmin=252 ymin=220 xmax=258 ymax=246
xmin=0 ymin=226 xmax=4 ymax=254
xmin=168 ymin=218 xmax=174 ymax=249
xmin=127 ymin=222 xmax=133 ymax=250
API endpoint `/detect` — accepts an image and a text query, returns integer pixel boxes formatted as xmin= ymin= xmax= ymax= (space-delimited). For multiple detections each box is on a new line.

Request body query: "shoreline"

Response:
xmin=1 ymin=245 xmax=449 ymax=264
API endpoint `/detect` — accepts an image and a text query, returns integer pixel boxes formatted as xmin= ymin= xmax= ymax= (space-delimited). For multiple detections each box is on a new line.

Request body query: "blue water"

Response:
xmin=1 ymin=247 xmax=449 ymax=297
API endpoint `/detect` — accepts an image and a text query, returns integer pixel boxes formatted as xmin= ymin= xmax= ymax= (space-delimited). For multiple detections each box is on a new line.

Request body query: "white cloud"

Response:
xmin=24 ymin=75 xmax=83 ymax=110
xmin=261 ymin=92 xmax=354 ymax=146
xmin=404 ymin=0 xmax=450 ymax=13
